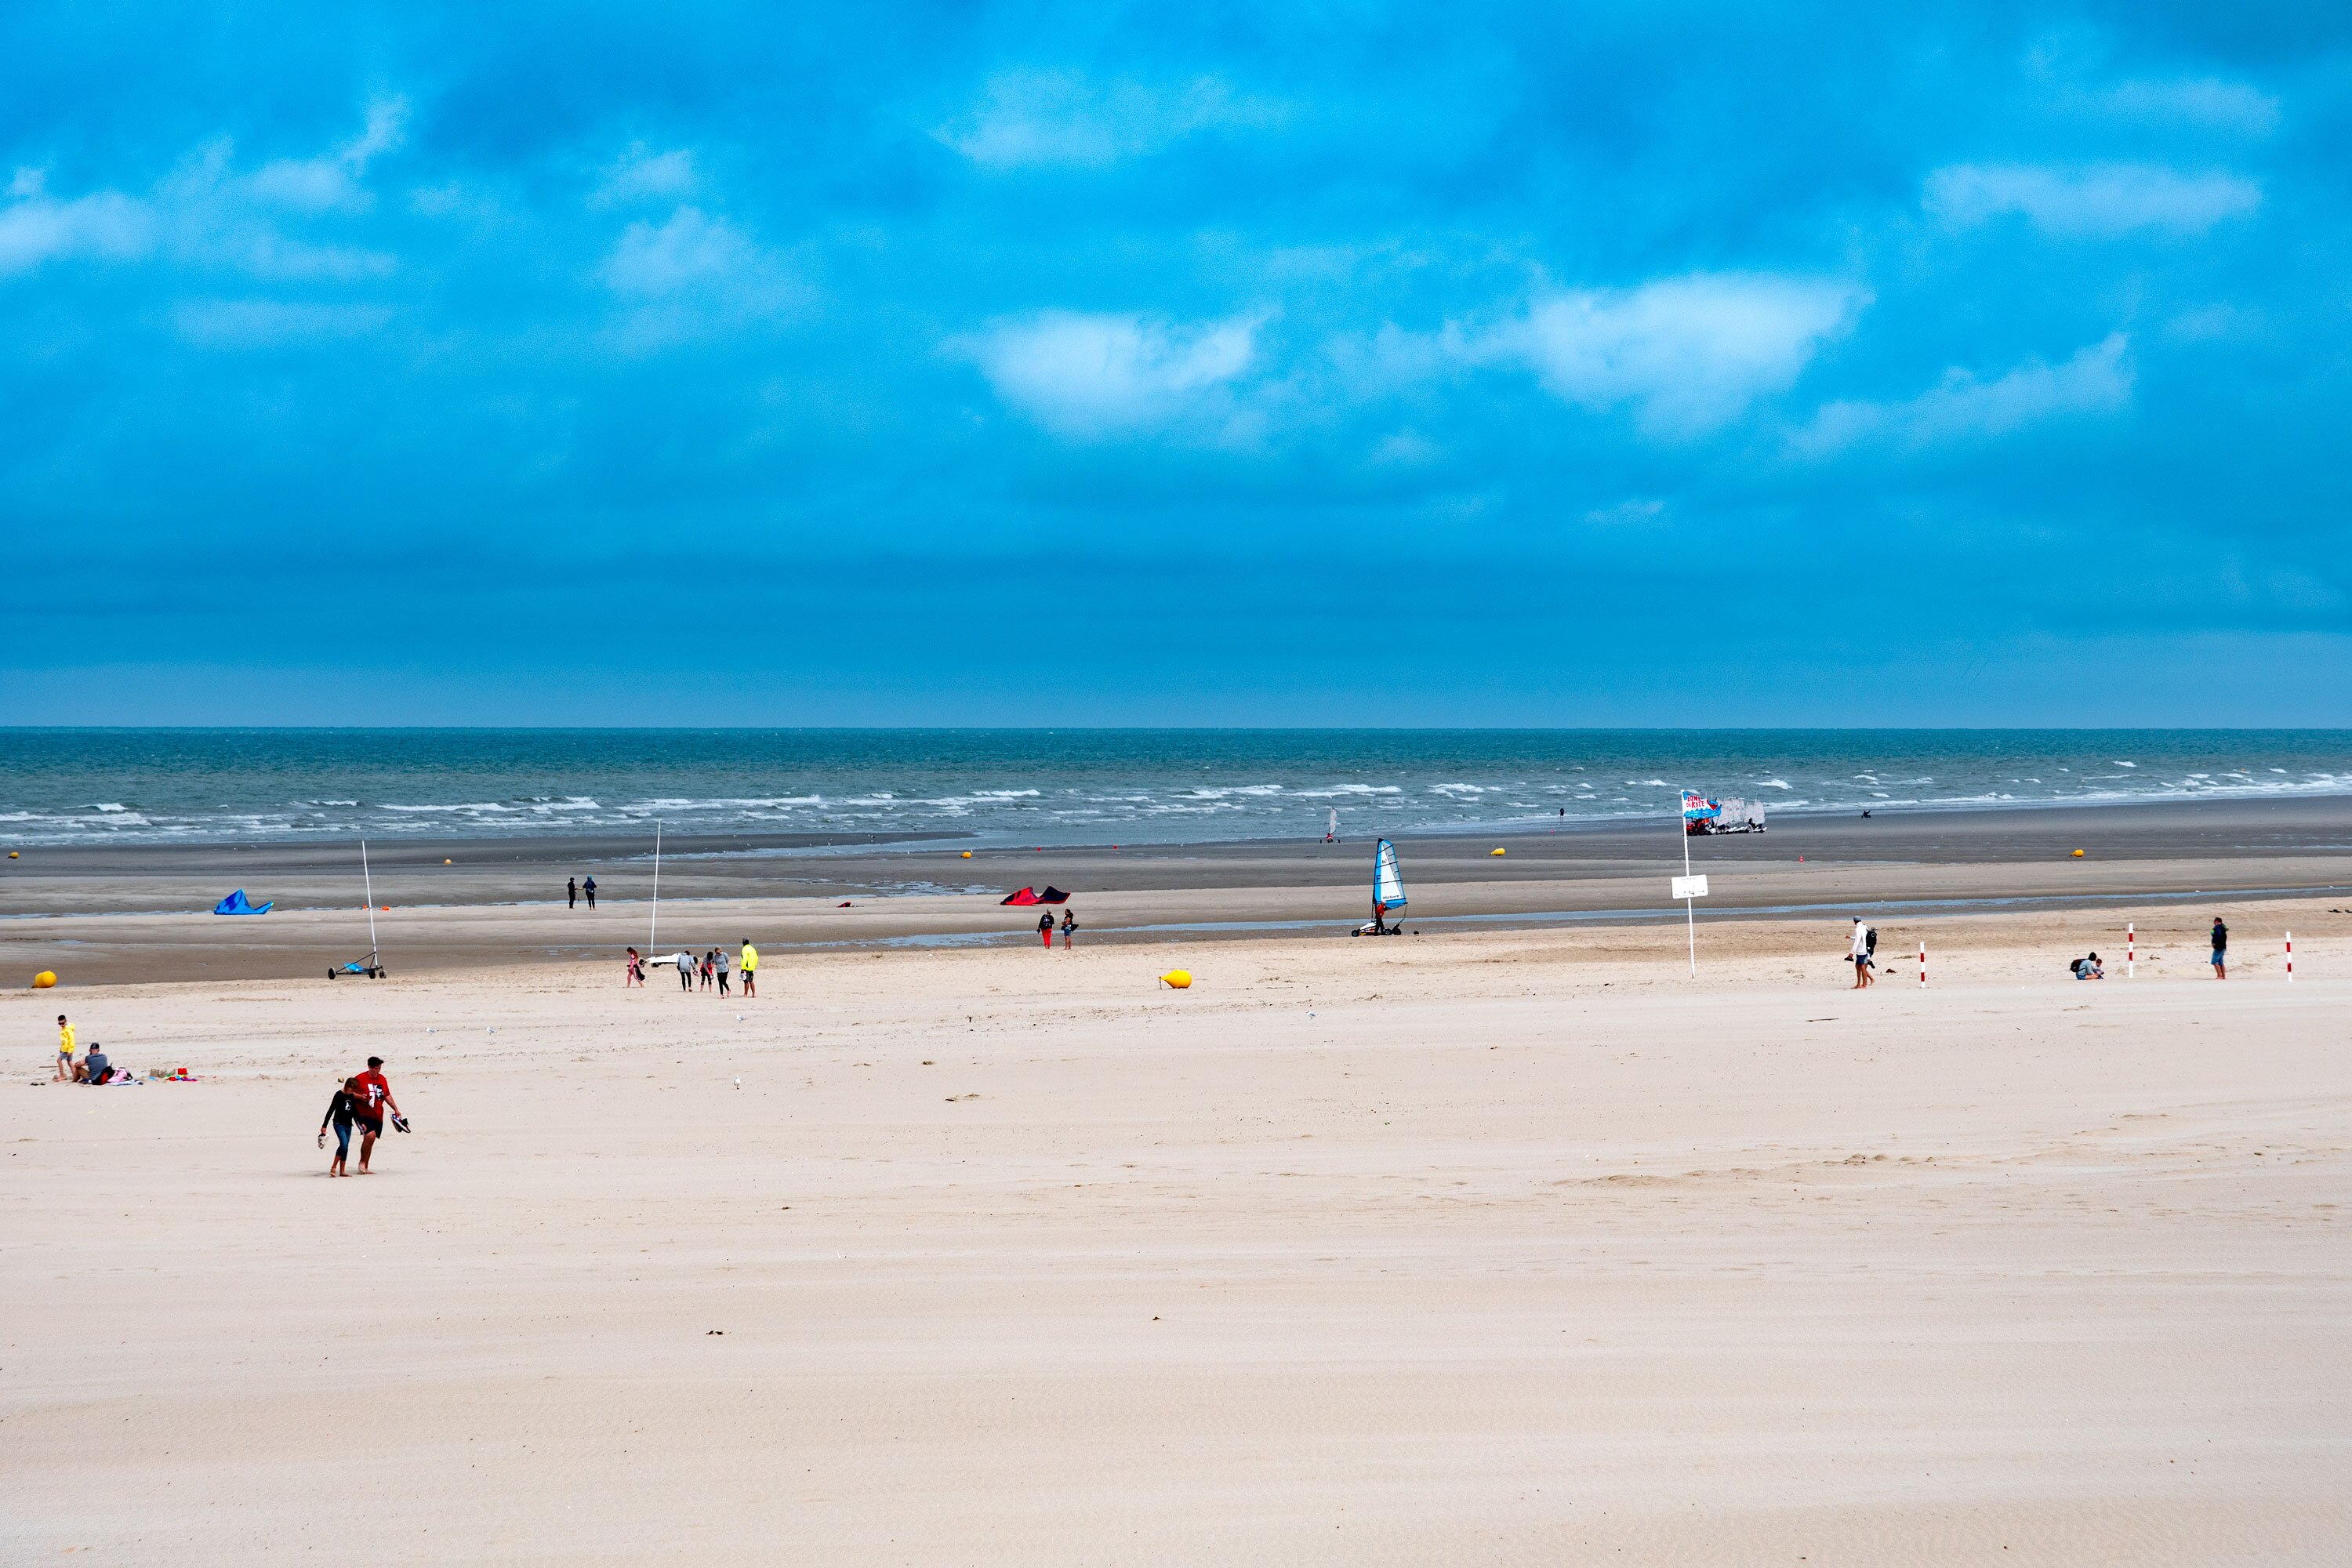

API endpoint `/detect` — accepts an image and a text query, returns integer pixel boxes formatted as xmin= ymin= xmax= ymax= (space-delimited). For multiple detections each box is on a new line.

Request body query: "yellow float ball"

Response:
xmin=961 ymin=851 xmax=973 ymax=858
xmin=7 ymin=851 xmax=17 ymax=858
xmin=1159 ymin=969 xmax=1192 ymax=989
xmin=33 ymin=970 xmax=57 ymax=989
xmin=2071 ymin=848 xmax=2085 ymax=858
xmin=1490 ymin=848 xmax=1506 ymax=856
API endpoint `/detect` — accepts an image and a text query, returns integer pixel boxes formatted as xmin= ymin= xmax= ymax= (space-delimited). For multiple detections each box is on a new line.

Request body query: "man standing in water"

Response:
xmin=350 ymin=1055 xmax=401 ymax=1174
xmin=739 ymin=938 xmax=757 ymax=997
xmin=2211 ymin=916 xmax=2228 ymax=979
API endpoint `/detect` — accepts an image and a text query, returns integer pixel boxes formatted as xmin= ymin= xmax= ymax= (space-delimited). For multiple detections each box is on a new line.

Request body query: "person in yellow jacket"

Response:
xmin=739 ymin=938 xmax=758 ymax=998
xmin=56 ymin=1014 xmax=74 ymax=1082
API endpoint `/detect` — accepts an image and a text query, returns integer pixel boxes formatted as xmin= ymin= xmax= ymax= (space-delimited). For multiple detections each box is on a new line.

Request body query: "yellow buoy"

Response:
xmin=961 ymin=851 xmax=973 ymax=858
xmin=1159 ymin=969 xmax=1192 ymax=989
xmin=7 ymin=851 xmax=17 ymax=858
xmin=33 ymin=970 xmax=57 ymax=989
xmin=2071 ymin=848 xmax=2085 ymax=858
xmin=1490 ymin=847 xmax=1506 ymax=856
xmin=445 ymin=858 xmax=453 ymax=864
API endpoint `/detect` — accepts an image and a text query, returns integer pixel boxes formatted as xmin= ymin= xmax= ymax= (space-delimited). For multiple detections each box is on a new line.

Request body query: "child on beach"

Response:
xmin=2211 ymin=917 xmax=2228 ymax=979
xmin=56 ymin=1014 xmax=73 ymax=1081
xmin=626 ymin=947 xmax=644 ymax=987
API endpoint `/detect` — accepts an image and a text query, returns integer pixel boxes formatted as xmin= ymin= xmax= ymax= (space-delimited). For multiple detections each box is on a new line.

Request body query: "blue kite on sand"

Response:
xmin=213 ymin=889 xmax=272 ymax=915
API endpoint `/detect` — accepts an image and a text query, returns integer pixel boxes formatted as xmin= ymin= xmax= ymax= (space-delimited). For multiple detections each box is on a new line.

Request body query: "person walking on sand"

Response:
xmin=583 ymin=875 xmax=597 ymax=909
xmin=56 ymin=1014 xmax=74 ymax=1082
xmin=350 ymin=1056 xmax=400 ymax=1174
xmin=625 ymin=946 xmax=644 ymax=987
xmin=703 ymin=949 xmax=718 ymax=992
xmin=739 ymin=938 xmax=757 ymax=997
xmin=1060 ymin=908 xmax=1076 ymax=949
xmin=1038 ymin=911 xmax=1054 ymax=949
xmin=2211 ymin=916 xmax=2228 ymax=979
xmin=714 ymin=944 xmax=731 ymax=996
xmin=1849 ymin=918 xmax=1875 ymax=989
xmin=568 ymin=877 xmax=578 ymax=909
xmin=676 ymin=949 xmax=695 ymax=993
xmin=318 ymin=1076 xmax=365 ymax=1176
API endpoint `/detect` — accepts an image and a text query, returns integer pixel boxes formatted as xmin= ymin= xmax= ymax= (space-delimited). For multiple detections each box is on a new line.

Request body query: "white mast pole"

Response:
xmin=648 ymin=820 xmax=662 ymax=955
xmin=361 ymin=840 xmax=378 ymax=957
xmin=1680 ymin=802 xmax=1696 ymax=979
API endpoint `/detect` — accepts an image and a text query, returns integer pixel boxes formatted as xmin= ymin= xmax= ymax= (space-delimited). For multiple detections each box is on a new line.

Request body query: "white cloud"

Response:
xmin=938 ymin=71 xmax=1283 ymax=169
xmin=1793 ymin=333 xmax=2132 ymax=456
xmin=1925 ymin=162 xmax=2259 ymax=237
xmin=0 ymin=176 xmax=154 ymax=275
xmin=1451 ymin=274 xmax=1866 ymax=434
xmin=593 ymin=143 xmax=699 ymax=207
xmin=599 ymin=206 xmax=803 ymax=345
xmin=171 ymin=298 xmax=393 ymax=347
xmin=1583 ymin=498 xmax=1666 ymax=526
xmin=239 ymin=96 xmax=408 ymax=212
xmin=960 ymin=310 xmax=1261 ymax=436
xmin=2092 ymin=78 xmax=2278 ymax=136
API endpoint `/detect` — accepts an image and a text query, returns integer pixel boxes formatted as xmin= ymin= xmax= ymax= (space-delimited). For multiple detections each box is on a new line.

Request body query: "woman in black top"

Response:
xmin=318 ymin=1079 xmax=363 ymax=1177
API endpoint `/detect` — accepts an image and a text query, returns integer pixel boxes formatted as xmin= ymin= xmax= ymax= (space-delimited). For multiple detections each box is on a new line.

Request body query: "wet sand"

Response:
xmin=7 ymin=794 xmax=2351 ymax=985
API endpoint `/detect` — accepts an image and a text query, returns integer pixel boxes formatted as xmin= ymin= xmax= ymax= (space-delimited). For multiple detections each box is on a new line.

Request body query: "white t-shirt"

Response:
xmin=1850 ymin=924 xmax=1871 ymax=959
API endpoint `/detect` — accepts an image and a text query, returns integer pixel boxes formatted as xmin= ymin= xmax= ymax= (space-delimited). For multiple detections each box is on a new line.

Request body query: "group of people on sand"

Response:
xmin=1846 ymin=914 xmax=2238 ymax=988
xmin=316 ymin=1054 xmax=401 ymax=1176
xmin=53 ymin=1014 xmax=129 ymax=1083
xmin=623 ymin=940 xmax=757 ymax=994
xmin=1037 ymin=908 xmax=1078 ymax=949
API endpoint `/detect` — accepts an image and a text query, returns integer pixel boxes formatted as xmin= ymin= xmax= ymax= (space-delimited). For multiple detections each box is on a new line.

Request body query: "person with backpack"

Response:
xmin=583 ymin=875 xmax=597 ymax=909
xmin=1849 ymin=917 xmax=1875 ymax=989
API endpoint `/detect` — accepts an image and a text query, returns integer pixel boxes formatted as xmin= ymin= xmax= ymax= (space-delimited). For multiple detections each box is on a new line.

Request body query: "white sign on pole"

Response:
xmin=1671 ymin=873 xmax=1710 ymax=900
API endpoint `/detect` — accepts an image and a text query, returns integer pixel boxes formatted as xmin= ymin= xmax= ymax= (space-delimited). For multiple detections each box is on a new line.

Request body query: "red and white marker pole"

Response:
xmin=2126 ymin=922 xmax=2135 ymax=978
xmin=2285 ymin=931 xmax=2293 ymax=983
xmin=1918 ymin=940 xmax=1927 ymax=987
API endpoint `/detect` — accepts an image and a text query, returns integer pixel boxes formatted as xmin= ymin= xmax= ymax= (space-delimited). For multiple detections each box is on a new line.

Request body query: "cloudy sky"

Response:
xmin=3 ymin=3 xmax=2347 ymax=724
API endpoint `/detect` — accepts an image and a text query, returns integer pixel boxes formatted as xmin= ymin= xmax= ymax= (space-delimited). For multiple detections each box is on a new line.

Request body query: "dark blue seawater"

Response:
xmin=1 ymin=729 xmax=2347 ymax=848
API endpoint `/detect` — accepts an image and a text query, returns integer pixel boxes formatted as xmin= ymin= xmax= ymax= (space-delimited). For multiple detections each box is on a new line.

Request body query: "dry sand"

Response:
xmin=5 ymin=890 xmax=2347 ymax=1565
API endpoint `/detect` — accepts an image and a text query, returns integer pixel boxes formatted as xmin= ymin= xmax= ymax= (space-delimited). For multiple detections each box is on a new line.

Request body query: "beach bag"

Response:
xmin=1864 ymin=927 xmax=1877 ymax=956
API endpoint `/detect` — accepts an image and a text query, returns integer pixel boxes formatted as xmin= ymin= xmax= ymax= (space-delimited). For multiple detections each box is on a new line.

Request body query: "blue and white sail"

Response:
xmin=1373 ymin=838 xmax=1406 ymax=910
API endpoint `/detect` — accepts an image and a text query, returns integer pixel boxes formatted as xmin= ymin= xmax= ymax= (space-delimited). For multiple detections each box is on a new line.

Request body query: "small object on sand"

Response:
xmin=961 ymin=851 xmax=973 ymax=858
xmin=733 ymin=1076 xmax=742 ymax=1089
xmin=7 ymin=850 xmax=16 ymax=858
xmin=1490 ymin=848 xmax=1505 ymax=856
xmin=2072 ymin=848 xmax=2085 ymax=858
xmin=33 ymin=969 xmax=57 ymax=989
xmin=838 ymin=901 xmax=853 ymax=907
xmin=1160 ymin=969 xmax=1193 ymax=989
xmin=445 ymin=858 xmax=452 ymax=864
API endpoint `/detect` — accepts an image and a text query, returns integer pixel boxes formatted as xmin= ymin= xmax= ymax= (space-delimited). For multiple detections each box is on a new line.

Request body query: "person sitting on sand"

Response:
xmin=625 ymin=946 xmax=644 ymax=987
xmin=56 ymin=1014 xmax=74 ymax=1082
xmin=318 ymin=1076 xmax=364 ymax=1176
xmin=74 ymin=1042 xmax=111 ymax=1083
xmin=2072 ymin=953 xmax=2104 ymax=980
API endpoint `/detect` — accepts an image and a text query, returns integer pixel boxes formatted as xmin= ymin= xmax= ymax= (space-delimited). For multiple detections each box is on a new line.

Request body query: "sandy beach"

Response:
xmin=4 ymin=799 xmax=2349 ymax=1564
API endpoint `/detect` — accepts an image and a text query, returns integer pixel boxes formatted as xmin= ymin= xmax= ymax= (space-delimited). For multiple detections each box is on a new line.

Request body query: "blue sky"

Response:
xmin=2 ymin=3 xmax=2347 ymax=724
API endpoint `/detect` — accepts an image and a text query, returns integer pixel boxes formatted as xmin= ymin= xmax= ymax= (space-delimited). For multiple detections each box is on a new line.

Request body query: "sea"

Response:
xmin=1 ymin=728 xmax=2347 ymax=851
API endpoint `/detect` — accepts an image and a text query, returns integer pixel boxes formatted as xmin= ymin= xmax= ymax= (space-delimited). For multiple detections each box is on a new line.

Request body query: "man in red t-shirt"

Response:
xmin=350 ymin=1055 xmax=401 ymax=1174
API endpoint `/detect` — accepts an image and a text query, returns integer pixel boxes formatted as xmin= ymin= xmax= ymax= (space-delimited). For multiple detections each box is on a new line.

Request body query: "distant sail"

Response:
xmin=1327 ymin=808 xmax=1339 ymax=837
xmin=1374 ymin=839 xmax=1406 ymax=909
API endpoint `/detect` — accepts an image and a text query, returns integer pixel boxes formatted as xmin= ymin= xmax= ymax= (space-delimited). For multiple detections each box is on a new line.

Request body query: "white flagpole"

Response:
xmin=649 ymin=820 xmax=662 ymax=955
xmin=361 ymin=840 xmax=378 ymax=958
xmin=1680 ymin=800 xmax=1696 ymax=978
